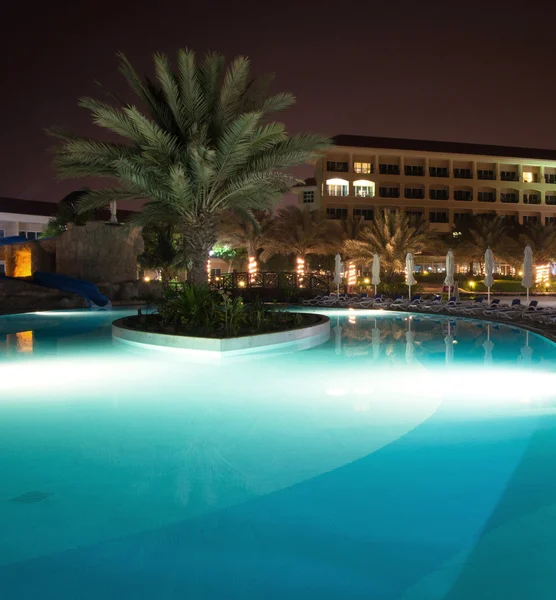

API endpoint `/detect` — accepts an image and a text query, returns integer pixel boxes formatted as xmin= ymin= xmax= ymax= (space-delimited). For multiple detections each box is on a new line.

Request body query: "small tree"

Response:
xmin=519 ymin=223 xmax=556 ymax=264
xmin=219 ymin=209 xmax=273 ymax=273
xmin=139 ymin=223 xmax=187 ymax=283
xmin=343 ymin=209 xmax=434 ymax=280
xmin=261 ymin=206 xmax=341 ymax=274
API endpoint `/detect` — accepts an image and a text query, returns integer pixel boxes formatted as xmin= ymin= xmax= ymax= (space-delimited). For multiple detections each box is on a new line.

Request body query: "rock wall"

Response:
xmin=56 ymin=222 xmax=144 ymax=285
xmin=0 ymin=279 xmax=88 ymax=314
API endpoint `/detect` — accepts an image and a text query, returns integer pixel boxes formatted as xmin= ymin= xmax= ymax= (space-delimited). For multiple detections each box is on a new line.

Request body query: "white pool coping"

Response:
xmin=112 ymin=314 xmax=330 ymax=357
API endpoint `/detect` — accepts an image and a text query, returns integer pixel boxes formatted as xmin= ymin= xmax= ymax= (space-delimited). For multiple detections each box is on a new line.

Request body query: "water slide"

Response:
xmin=31 ymin=272 xmax=111 ymax=309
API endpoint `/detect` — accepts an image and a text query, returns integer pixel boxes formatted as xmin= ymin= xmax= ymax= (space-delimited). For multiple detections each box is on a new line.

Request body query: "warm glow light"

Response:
xmin=296 ymin=256 xmax=305 ymax=278
xmin=536 ymin=264 xmax=550 ymax=286
xmin=238 ymin=280 xmax=246 ymax=288
xmin=469 ymin=280 xmax=476 ymax=288
xmin=143 ymin=276 xmax=150 ymax=282
xmin=7 ymin=330 xmax=34 ymax=353
xmin=518 ymin=271 xmax=523 ymax=277
xmin=207 ymin=259 xmax=211 ymax=282
xmin=523 ymin=172 xmax=533 ymax=183
xmin=363 ymin=277 xmax=370 ymax=284
xmin=248 ymin=256 xmax=258 ymax=276
xmin=13 ymin=247 xmax=32 ymax=277
xmin=347 ymin=262 xmax=357 ymax=287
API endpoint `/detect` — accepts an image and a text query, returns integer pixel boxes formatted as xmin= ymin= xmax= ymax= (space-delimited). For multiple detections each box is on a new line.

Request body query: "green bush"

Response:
xmin=142 ymin=284 xmax=306 ymax=337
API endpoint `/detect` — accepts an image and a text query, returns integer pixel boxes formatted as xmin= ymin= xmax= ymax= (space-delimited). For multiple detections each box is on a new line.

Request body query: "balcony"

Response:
xmin=478 ymin=171 xmax=496 ymax=180
xmin=379 ymin=164 xmax=400 ymax=175
xmin=500 ymin=172 xmax=519 ymax=182
xmin=354 ymin=162 xmax=373 ymax=174
xmin=478 ymin=192 xmax=496 ymax=203
xmin=430 ymin=190 xmax=449 ymax=200
xmin=326 ymin=161 xmax=349 ymax=173
xmin=404 ymin=188 xmax=425 ymax=199
xmin=454 ymin=191 xmax=473 ymax=201
xmin=379 ymin=187 xmax=400 ymax=198
xmin=404 ymin=166 xmax=425 ymax=176
xmin=326 ymin=208 xmax=348 ymax=220
xmin=501 ymin=194 xmax=518 ymax=204
xmin=453 ymin=169 xmax=473 ymax=179
xmin=546 ymin=196 xmax=556 ymax=205
xmin=523 ymin=195 xmax=540 ymax=205
xmin=353 ymin=208 xmax=374 ymax=220
xmin=429 ymin=211 xmax=449 ymax=223
xmin=545 ymin=175 xmax=556 ymax=184
xmin=429 ymin=168 xmax=449 ymax=178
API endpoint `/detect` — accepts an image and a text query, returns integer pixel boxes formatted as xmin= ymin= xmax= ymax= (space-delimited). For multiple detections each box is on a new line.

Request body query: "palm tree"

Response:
xmin=50 ymin=50 xmax=330 ymax=284
xmin=339 ymin=215 xmax=368 ymax=244
xmin=456 ymin=215 xmax=512 ymax=267
xmin=139 ymin=223 xmax=187 ymax=283
xmin=218 ymin=210 xmax=273 ymax=273
xmin=343 ymin=209 xmax=433 ymax=279
xmin=261 ymin=206 xmax=341 ymax=274
xmin=519 ymin=223 xmax=556 ymax=264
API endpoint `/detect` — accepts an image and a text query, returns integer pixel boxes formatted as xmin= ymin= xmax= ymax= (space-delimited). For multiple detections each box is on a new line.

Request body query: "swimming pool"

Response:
xmin=1 ymin=307 xmax=556 ymax=599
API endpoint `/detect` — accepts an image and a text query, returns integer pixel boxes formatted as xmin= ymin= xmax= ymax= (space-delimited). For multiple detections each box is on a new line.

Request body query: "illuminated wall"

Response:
xmin=10 ymin=247 xmax=32 ymax=277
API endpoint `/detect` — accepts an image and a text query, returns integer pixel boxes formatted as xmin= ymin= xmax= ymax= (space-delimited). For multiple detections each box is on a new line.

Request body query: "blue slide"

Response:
xmin=32 ymin=272 xmax=111 ymax=309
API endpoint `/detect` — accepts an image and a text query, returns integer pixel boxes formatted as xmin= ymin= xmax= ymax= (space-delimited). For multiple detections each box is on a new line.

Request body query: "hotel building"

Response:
xmin=295 ymin=135 xmax=556 ymax=231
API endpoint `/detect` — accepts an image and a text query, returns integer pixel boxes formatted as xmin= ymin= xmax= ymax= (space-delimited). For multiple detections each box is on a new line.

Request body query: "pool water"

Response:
xmin=1 ymin=308 xmax=556 ymax=599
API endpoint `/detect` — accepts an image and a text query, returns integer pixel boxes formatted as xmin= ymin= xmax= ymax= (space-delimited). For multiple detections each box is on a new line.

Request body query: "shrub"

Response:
xmin=149 ymin=285 xmax=308 ymax=337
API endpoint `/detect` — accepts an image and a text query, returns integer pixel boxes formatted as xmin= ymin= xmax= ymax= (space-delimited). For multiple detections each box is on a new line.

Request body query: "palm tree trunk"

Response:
xmin=185 ymin=215 xmax=218 ymax=285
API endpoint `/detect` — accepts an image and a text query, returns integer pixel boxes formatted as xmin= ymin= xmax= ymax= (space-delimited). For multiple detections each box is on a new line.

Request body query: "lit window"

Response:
xmin=303 ymin=191 xmax=314 ymax=204
xmin=354 ymin=162 xmax=372 ymax=174
xmin=523 ymin=172 xmax=533 ymax=183
xmin=353 ymin=179 xmax=374 ymax=197
xmin=326 ymin=178 xmax=349 ymax=196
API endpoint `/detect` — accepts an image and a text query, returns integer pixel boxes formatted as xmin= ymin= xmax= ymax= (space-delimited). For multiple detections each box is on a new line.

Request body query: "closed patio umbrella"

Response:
xmin=371 ymin=253 xmax=381 ymax=296
xmin=444 ymin=249 xmax=455 ymax=299
xmin=333 ymin=315 xmax=342 ymax=356
xmin=405 ymin=318 xmax=415 ymax=364
xmin=333 ymin=254 xmax=343 ymax=298
xmin=405 ymin=253 xmax=416 ymax=301
xmin=520 ymin=331 xmax=533 ymax=365
xmin=444 ymin=321 xmax=454 ymax=364
xmin=483 ymin=325 xmax=494 ymax=366
xmin=522 ymin=245 xmax=533 ymax=303
xmin=484 ymin=248 xmax=494 ymax=304
xmin=372 ymin=319 xmax=381 ymax=360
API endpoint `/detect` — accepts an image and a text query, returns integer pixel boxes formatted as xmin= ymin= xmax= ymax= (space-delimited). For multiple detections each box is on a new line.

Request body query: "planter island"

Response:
xmin=112 ymin=313 xmax=330 ymax=357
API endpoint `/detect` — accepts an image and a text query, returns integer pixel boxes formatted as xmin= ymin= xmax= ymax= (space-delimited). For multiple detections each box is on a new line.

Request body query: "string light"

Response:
xmin=348 ymin=262 xmax=357 ymax=287
xmin=248 ymin=256 xmax=258 ymax=276
xmin=296 ymin=256 xmax=305 ymax=278
xmin=536 ymin=264 xmax=550 ymax=287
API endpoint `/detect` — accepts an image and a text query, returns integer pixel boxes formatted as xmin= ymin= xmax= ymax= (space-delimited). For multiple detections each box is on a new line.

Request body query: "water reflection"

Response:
xmin=331 ymin=313 xmax=552 ymax=368
xmin=1 ymin=309 xmax=556 ymax=372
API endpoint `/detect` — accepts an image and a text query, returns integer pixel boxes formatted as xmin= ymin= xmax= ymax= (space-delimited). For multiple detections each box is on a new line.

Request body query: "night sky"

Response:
xmin=1 ymin=0 xmax=556 ymax=204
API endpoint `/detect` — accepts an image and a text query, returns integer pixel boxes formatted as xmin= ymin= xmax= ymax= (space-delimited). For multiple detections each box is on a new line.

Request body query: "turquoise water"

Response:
xmin=1 ymin=307 xmax=556 ymax=599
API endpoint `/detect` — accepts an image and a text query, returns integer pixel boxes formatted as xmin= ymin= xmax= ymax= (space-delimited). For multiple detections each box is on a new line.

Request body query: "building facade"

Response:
xmin=0 ymin=198 xmax=56 ymax=241
xmin=295 ymin=135 xmax=556 ymax=231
